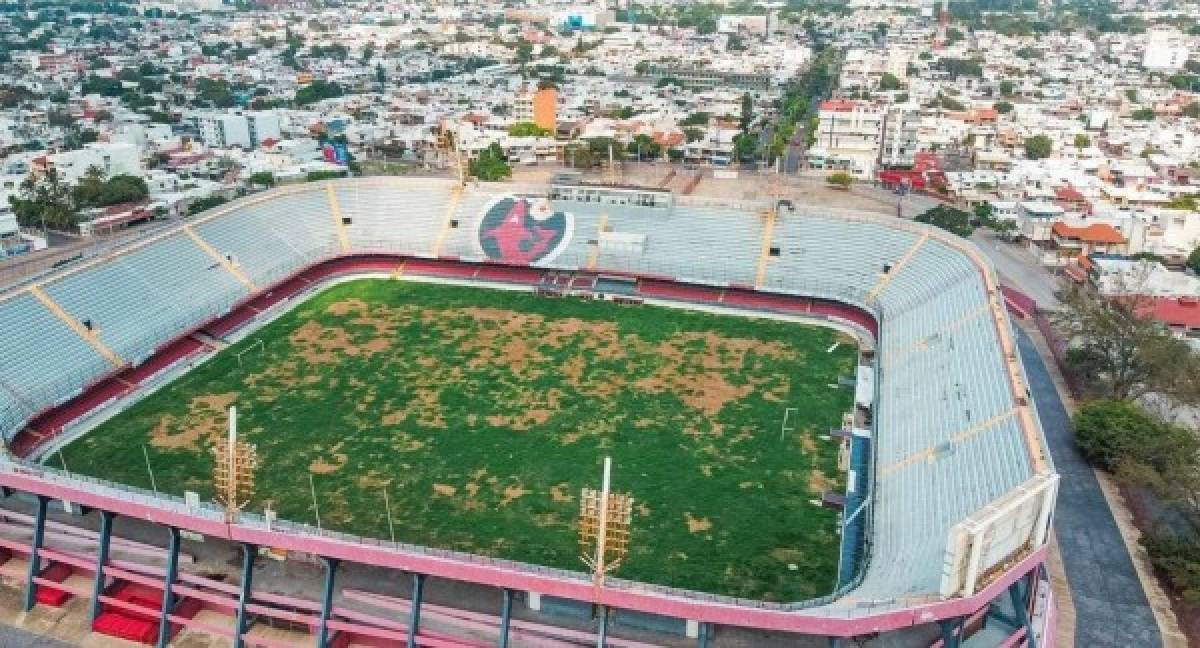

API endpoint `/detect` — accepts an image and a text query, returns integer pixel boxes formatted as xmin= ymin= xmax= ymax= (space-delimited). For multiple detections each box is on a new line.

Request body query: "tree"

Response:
xmin=999 ymin=79 xmax=1015 ymax=96
xmin=565 ymin=143 xmax=596 ymax=168
xmin=1024 ymin=134 xmax=1053 ymax=160
xmin=826 ymin=172 xmax=853 ymax=189
xmin=1184 ymin=102 xmax=1200 ymax=119
xmin=1131 ymin=108 xmax=1157 ymax=121
xmin=994 ymin=101 xmax=1014 ymax=114
xmin=509 ymin=122 xmax=548 ymax=137
xmin=1073 ymin=133 xmax=1091 ymax=149
xmin=732 ymin=132 xmax=757 ymax=161
xmin=194 ymin=77 xmax=235 ymax=108
xmin=99 ymin=175 xmax=148 ymax=206
xmin=1166 ymin=195 xmax=1198 ymax=211
xmin=626 ymin=134 xmax=662 ymax=160
xmin=936 ymin=57 xmax=984 ymax=79
xmin=739 ymin=93 xmax=753 ymax=133
xmin=684 ymin=127 xmax=705 ymax=143
xmin=915 ymin=205 xmax=974 ymax=237
xmin=1188 ymin=247 xmax=1200 ymax=275
xmin=248 ymin=171 xmax=276 ymax=187
xmin=469 ymin=142 xmax=512 ymax=181
xmin=1073 ymin=400 xmax=1198 ymax=479
xmin=878 ymin=72 xmax=902 ymax=91
xmin=295 ymin=80 xmax=343 ymax=105
xmin=187 ymin=195 xmax=228 ymax=216
xmin=1053 ymin=286 xmax=1200 ymax=403
xmin=514 ymin=42 xmax=533 ymax=64
xmin=9 ymin=168 xmax=74 ymax=230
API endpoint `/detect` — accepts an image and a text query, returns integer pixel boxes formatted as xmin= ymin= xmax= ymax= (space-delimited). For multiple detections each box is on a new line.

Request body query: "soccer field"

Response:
xmin=58 ymin=278 xmax=858 ymax=601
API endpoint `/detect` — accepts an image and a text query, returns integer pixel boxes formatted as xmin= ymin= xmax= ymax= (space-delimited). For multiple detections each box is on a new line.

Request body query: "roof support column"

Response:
xmin=316 ymin=557 xmax=339 ymax=648
xmin=22 ymin=494 xmax=49 ymax=611
xmin=938 ymin=615 xmax=965 ymax=648
xmin=497 ymin=588 xmax=512 ymax=648
xmin=89 ymin=510 xmax=116 ymax=624
xmin=156 ymin=527 xmax=181 ymax=648
xmin=595 ymin=604 xmax=609 ymax=648
xmin=233 ymin=543 xmax=257 ymax=648
xmin=407 ymin=572 xmax=425 ymax=648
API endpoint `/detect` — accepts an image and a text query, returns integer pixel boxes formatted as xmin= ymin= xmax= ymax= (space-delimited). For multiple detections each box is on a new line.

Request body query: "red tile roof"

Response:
xmin=1140 ymin=297 xmax=1200 ymax=329
xmin=819 ymin=99 xmax=863 ymax=112
xmin=1054 ymin=186 xmax=1086 ymax=202
xmin=1051 ymin=222 xmax=1125 ymax=244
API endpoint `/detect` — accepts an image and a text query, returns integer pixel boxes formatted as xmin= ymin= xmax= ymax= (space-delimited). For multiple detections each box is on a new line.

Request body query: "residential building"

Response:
xmin=880 ymin=104 xmax=920 ymax=168
xmin=196 ymin=111 xmax=281 ymax=149
xmin=812 ymin=99 xmax=883 ymax=177
xmin=513 ymin=87 xmax=558 ymax=132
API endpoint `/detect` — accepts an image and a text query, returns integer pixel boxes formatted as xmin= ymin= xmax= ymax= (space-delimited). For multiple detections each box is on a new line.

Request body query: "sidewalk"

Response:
xmin=1016 ymin=324 xmax=1183 ymax=647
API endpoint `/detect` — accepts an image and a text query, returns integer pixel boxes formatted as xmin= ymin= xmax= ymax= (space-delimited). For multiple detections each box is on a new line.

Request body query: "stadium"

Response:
xmin=0 ymin=177 xmax=1058 ymax=647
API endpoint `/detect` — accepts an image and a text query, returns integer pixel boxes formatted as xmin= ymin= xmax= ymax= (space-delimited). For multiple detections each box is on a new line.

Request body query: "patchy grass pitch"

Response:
xmin=59 ymin=279 xmax=858 ymax=601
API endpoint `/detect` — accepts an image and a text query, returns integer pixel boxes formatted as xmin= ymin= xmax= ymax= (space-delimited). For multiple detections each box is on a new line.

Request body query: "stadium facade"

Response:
xmin=0 ymin=178 xmax=1058 ymax=647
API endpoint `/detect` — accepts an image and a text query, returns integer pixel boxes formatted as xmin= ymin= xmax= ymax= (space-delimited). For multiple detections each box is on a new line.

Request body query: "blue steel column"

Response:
xmin=233 ymin=543 xmax=257 ymax=648
xmin=697 ymin=622 xmax=709 ymax=648
xmin=156 ymin=527 xmax=181 ymax=648
xmin=407 ymin=573 xmax=426 ymax=648
xmin=22 ymin=495 xmax=50 ymax=611
xmin=1010 ymin=571 xmax=1036 ymax=648
xmin=595 ymin=605 xmax=609 ymax=648
xmin=497 ymin=588 xmax=512 ymax=648
xmin=938 ymin=616 xmax=963 ymax=648
xmin=316 ymin=557 xmax=339 ymax=648
xmin=89 ymin=510 xmax=116 ymax=623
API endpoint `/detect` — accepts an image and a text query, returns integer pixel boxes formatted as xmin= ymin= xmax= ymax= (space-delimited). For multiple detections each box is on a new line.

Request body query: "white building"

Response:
xmin=43 ymin=142 xmax=141 ymax=183
xmin=717 ymin=15 xmax=768 ymax=36
xmin=1090 ymin=258 xmax=1200 ymax=298
xmin=880 ymin=104 xmax=920 ymax=168
xmin=812 ymin=99 xmax=883 ymax=177
xmin=196 ymin=111 xmax=282 ymax=149
xmin=1142 ymin=27 xmax=1190 ymax=72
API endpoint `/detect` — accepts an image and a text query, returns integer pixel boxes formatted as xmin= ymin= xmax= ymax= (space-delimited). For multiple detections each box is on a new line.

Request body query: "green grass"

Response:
xmin=58 ymin=279 xmax=858 ymax=601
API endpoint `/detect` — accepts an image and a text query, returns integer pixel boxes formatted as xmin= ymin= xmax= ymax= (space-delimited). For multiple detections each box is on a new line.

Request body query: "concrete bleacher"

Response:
xmin=43 ymin=234 xmax=250 ymax=366
xmin=0 ymin=180 xmax=1046 ymax=612
xmin=194 ymin=190 xmax=339 ymax=285
xmin=0 ymin=292 xmax=111 ymax=437
xmin=436 ymin=186 xmax=508 ymax=259
xmin=336 ymin=178 xmax=455 ymax=254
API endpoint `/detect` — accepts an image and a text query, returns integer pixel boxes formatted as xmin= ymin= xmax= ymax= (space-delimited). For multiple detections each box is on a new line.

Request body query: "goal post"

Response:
xmin=235 ymin=339 xmax=265 ymax=369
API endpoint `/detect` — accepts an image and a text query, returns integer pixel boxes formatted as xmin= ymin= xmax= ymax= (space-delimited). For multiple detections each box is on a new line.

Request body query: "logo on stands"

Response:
xmin=477 ymin=195 xmax=573 ymax=265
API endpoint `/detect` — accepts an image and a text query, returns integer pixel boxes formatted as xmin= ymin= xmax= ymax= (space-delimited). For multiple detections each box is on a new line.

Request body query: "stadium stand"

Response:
xmin=0 ymin=178 xmax=1055 ymax=642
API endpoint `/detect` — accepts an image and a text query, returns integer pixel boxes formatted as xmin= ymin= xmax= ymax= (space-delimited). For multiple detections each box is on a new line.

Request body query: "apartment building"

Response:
xmin=1141 ymin=27 xmax=1191 ymax=72
xmin=36 ymin=142 xmax=142 ymax=183
xmin=880 ymin=104 xmax=921 ymax=168
xmin=513 ymin=87 xmax=558 ymax=132
xmin=811 ymin=99 xmax=884 ymax=177
xmin=196 ymin=111 xmax=282 ymax=149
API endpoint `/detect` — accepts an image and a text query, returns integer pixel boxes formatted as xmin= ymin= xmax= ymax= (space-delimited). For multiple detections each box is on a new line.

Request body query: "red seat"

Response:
xmin=93 ymin=612 xmax=157 ymax=644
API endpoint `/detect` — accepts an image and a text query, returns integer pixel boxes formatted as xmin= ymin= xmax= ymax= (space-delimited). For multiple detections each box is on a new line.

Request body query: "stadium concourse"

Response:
xmin=0 ymin=178 xmax=1057 ymax=647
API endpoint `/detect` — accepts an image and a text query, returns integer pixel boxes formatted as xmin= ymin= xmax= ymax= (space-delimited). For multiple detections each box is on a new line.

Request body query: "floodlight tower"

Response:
xmin=579 ymin=457 xmax=633 ymax=648
xmin=213 ymin=406 xmax=259 ymax=524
